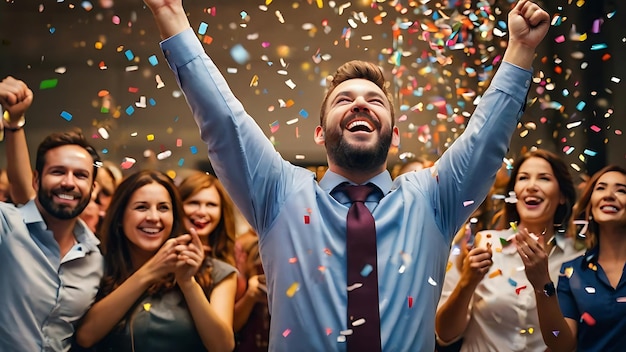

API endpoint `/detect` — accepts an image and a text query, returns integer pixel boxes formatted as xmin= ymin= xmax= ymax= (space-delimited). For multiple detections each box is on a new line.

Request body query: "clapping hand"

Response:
xmin=174 ymin=227 xmax=205 ymax=285
xmin=138 ymin=237 xmax=180 ymax=284
xmin=515 ymin=227 xmax=550 ymax=289
xmin=458 ymin=233 xmax=494 ymax=288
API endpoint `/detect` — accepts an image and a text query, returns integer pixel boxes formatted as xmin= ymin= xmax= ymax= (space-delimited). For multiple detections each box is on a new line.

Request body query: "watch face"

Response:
xmin=544 ymin=282 xmax=556 ymax=297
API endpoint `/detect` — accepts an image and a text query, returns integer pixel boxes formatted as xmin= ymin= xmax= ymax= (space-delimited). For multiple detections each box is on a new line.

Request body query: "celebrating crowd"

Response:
xmin=1 ymin=1 xmax=625 ymax=351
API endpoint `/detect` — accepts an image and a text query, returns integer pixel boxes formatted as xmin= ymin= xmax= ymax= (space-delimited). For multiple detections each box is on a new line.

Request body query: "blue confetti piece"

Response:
xmin=583 ymin=149 xmax=597 ymax=156
xmin=198 ymin=22 xmax=208 ymax=35
xmin=60 ymin=111 xmax=73 ymax=121
xmin=148 ymin=55 xmax=158 ymax=66
xmin=49 ymin=27 xmax=56 ymax=34
xmin=125 ymin=105 xmax=135 ymax=115
xmin=178 ymin=158 xmax=185 ymax=167
xmin=576 ymin=101 xmax=586 ymax=111
xmin=508 ymin=278 xmax=517 ymax=287
xmin=190 ymin=146 xmax=198 ymax=154
xmin=174 ymin=116 xmax=179 ymax=122
xmin=124 ymin=49 xmax=135 ymax=61
xmin=230 ymin=44 xmax=250 ymax=65
xmin=299 ymin=109 xmax=309 ymax=118
xmin=101 ymin=148 xmax=108 ymax=154
xmin=360 ymin=264 xmax=373 ymax=277
xmin=149 ymin=98 xmax=156 ymax=106
xmin=590 ymin=43 xmax=607 ymax=51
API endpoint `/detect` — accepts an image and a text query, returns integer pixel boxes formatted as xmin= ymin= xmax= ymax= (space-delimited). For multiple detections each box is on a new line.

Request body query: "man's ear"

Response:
xmin=32 ymin=171 xmax=39 ymax=192
xmin=391 ymin=125 xmax=400 ymax=147
xmin=314 ymin=126 xmax=325 ymax=145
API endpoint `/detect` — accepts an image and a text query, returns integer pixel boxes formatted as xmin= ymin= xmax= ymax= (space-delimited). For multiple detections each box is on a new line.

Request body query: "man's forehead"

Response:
xmin=44 ymin=145 xmax=94 ymax=168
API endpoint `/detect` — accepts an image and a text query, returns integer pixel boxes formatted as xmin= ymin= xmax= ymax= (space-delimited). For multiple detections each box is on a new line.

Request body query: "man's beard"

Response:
xmin=37 ymin=183 xmax=90 ymax=220
xmin=325 ymin=127 xmax=392 ymax=172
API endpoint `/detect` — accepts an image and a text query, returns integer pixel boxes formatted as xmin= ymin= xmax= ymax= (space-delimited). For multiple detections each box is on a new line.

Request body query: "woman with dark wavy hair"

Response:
xmin=531 ymin=165 xmax=626 ymax=351
xmin=436 ymin=149 xmax=584 ymax=351
xmin=75 ymin=169 xmax=236 ymax=352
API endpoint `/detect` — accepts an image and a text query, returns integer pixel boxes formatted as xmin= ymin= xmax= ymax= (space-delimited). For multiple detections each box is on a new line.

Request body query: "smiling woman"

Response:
xmin=533 ymin=165 xmax=626 ymax=352
xmin=436 ymin=149 xmax=585 ymax=352
xmin=178 ymin=171 xmax=237 ymax=267
xmin=75 ymin=169 xmax=237 ymax=352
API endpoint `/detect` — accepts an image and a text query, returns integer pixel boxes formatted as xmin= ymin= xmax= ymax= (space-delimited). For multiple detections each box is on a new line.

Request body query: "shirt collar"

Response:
xmin=319 ymin=168 xmax=393 ymax=196
xmin=19 ymin=199 xmax=100 ymax=253
xmin=581 ymin=245 xmax=599 ymax=269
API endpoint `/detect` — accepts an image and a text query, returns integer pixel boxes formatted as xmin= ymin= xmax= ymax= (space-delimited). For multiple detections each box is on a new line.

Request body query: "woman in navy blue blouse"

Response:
xmin=522 ymin=165 xmax=626 ymax=352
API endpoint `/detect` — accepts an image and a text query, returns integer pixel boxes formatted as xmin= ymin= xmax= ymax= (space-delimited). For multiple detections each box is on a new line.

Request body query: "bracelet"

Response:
xmin=3 ymin=111 xmax=26 ymax=131
xmin=4 ymin=124 xmax=25 ymax=132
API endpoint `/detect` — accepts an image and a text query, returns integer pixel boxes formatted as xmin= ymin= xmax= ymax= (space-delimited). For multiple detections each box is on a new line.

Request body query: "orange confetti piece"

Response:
xmin=488 ymin=269 xmax=502 ymax=279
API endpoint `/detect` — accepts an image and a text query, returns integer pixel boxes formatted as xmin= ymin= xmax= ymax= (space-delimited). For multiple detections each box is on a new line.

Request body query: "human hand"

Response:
xmin=246 ymin=274 xmax=268 ymax=303
xmin=508 ymin=0 xmax=550 ymax=51
xmin=174 ymin=228 xmax=205 ymax=285
xmin=142 ymin=0 xmax=189 ymax=39
xmin=459 ymin=243 xmax=493 ymax=289
xmin=138 ymin=237 xmax=179 ymax=284
xmin=515 ymin=227 xmax=550 ymax=289
xmin=0 ymin=76 xmax=33 ymax=124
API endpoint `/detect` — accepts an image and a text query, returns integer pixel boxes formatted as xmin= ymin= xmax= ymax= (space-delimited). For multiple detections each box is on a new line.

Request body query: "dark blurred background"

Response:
xmin=1 ymin=0 xmax=624 ymax=180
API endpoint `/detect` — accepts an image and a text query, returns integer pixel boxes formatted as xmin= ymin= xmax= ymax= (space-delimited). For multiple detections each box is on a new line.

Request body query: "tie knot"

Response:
xmin=337 ymin=183 xmax=377 ymax=203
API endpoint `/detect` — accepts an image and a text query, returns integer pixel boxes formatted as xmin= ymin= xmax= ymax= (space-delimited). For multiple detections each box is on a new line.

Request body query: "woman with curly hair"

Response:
xmin=75 ymin=169 xmax=236 ymax=352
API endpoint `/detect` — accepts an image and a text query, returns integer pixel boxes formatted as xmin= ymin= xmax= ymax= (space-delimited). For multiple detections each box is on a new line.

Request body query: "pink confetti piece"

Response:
xmin=554 ymin=35 xmax=566 ymax=43
xmin=282 ymin=329 xmax=291 ymax=337
xmin=590 ymin=125 xmax=601 ymax=132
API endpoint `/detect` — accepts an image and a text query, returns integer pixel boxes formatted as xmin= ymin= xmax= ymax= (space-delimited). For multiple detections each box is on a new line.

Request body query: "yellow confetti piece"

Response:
xmin=286 ymin=282 xmax=299 ymax=297
xmin=146 ymin=134 xmax=155 ymax=141
xmin=250 ymin=74 xmax=259 ymax=87
xmin=446 ymin=261 xmax=453 ymax=272
xmin=564 ymin=266 xmax=574 ymax=279
xmin=510 ymin=222 xmax=518 ymax=232
xmin=143 ymin=303 xmax=151 ymax=311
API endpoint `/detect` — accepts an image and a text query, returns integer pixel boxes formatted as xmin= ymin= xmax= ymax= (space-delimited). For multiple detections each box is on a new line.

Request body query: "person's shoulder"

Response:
xmin=0 ymin=201 xmax=22 ymax=221
xmin=210 ymin=257 xmax=237 ymax=273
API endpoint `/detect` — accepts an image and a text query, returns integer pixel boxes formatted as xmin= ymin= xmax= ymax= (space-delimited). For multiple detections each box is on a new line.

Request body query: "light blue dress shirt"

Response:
xmin=161 ymin=28 xmax=531 ymax=351
xmin=0 ymin=200 xmax=103 ymax=351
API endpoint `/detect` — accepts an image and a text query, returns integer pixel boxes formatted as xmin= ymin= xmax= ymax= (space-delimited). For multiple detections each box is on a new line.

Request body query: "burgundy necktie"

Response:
xmin=337 ymin=183 xmax=382 ymax=352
